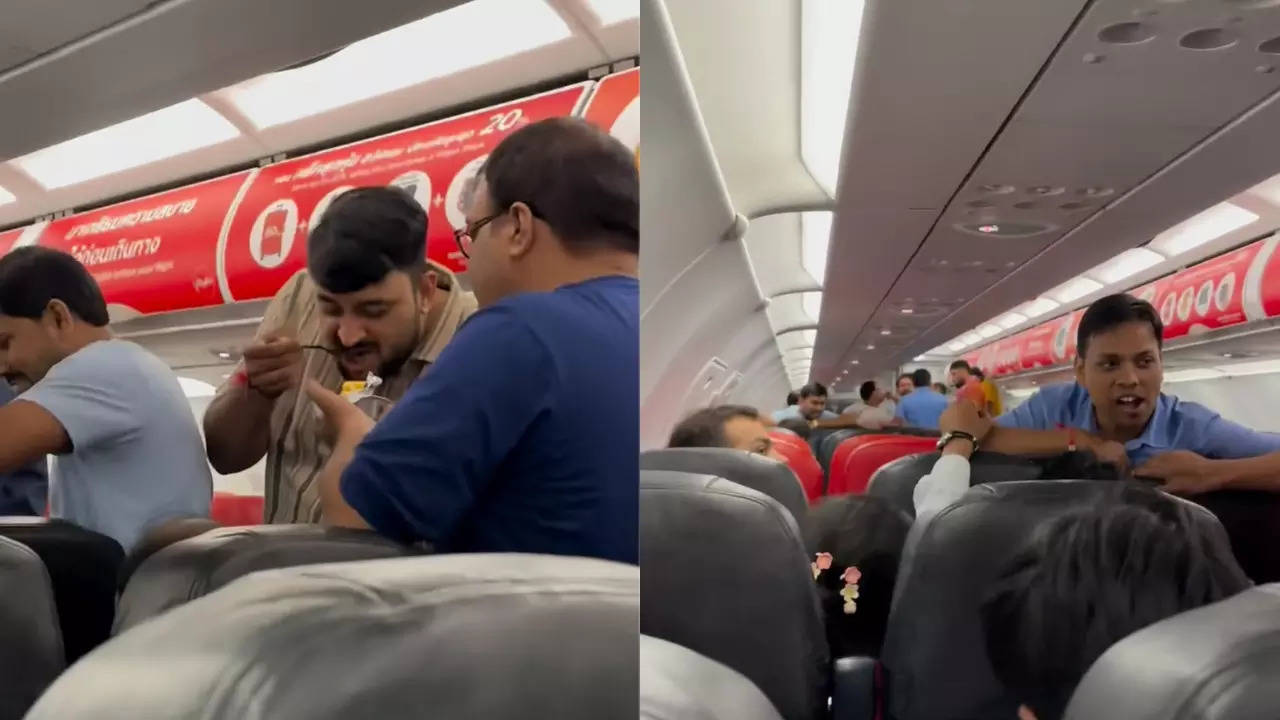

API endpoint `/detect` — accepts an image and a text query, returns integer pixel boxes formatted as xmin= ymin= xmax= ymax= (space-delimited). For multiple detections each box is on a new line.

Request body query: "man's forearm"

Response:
xmin=1212 ymin=452 xmax=1280 ymax=491
xmin=981 ymin=425 xmax=1083 ymax=457
xmin=202 ymin=385 xmax=274 ymax=474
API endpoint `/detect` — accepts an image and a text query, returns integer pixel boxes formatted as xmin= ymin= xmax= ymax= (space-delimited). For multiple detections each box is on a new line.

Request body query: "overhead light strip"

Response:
xmin=799 ymin=0 xmax=867 ymax=198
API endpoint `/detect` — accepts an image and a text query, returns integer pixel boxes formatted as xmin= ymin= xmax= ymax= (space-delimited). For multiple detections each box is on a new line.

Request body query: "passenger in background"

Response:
xmin=896 ymin=373 xmax=915 ymax=398
xmin=974 ymin=367 xmax=1003 ymax=416
xmin=847 ymin=381 xmax=902 ymax=430
xmin=895 ymin=369 xmax=949 ymax=429
xmin=0 ymin=248 xmax=211 ymax=551
xmin=202 ymin=187 xmax=476 ymax=524
xmin=806 ymin=494 xmax=910 ymax=657
xmin=305 ymin=117 xmax=638 ymax=564
xmin=771 ymin=391 xmax=800 ymax=422
xmin=980 ymin=485 xmax=1249 ymax=720
xmin=775 ymin=383 xmax=838 ymax=424
xmin=950 ymin=359 xmax=988 ymax=412
xmin=668 ymin=405 xmax=783 ymax=460
xmin=933 ymin=382 xmax=950 ymax=397
xmin=0 ymin=382 xmax=46 ymax=515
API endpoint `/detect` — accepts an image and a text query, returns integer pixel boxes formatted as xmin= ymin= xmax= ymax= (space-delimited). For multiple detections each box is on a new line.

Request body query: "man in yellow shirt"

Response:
xmin=974 ymin=367 xmax=1002 ymax=416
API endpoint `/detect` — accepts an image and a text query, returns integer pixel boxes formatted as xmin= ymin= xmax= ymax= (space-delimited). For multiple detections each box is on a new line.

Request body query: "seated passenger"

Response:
xmin=0 ymin=381 xmax=47 ymax=515
xmin=895 ymin=368 xmax=949 ymax=429
xmin=304 ymin=117 xmax=638 ymax=564
xmin=806 ymin=494 xmax=910 ymax=657
xmin=775 ymin=383 xmax=838 ymax=424
xmin=771 ymin=391 xmax=800 ymax=423
xmin=667 ymin=405 xmax=783 ymax=460
xmin=980 ymin=485 xmax=1250 ymax=720
xmin=202 ymin=187 xmax=477 ymax=523
xmin=0 ymin=248 xmax=211 ymax=550
xmin=986 ymin=293 xmax=1280 ymax=494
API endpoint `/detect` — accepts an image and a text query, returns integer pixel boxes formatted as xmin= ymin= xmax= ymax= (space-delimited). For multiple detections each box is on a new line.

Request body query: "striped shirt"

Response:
xmin=253 ymin=265 xmax=476 ymax=524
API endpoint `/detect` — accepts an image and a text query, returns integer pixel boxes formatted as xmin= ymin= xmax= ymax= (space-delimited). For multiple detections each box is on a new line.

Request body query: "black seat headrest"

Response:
xmin=1065 ymin=584 xmax=1280 ymax=720
xmin=867 ymin=451 xmax=1042 ymax=518
xmin=640 ymin=448 xmax=808 ymax=530
xmin=0 ymin=535 xmax=63 ymax=720
xmin=115 ymin=524 xmax=419 ymax=634
xmin=641 ymin=635 xmax=784 ymax=720
xmin=640 ymin=470 xmax=828 ymax=720
xmin=880 ymin=480 xmax=1231 ymax=720
xmin=817 ymin=429 xmax=860 ymax=473
xmin=0 ymin=518 xmax=123 ymax=663
xmin=29 ymin=553 xmax=637 ymax=720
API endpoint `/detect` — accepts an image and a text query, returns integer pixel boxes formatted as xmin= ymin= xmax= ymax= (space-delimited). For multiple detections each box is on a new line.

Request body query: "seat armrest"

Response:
xmin=831 ymin=655 xmax=877 ymax=720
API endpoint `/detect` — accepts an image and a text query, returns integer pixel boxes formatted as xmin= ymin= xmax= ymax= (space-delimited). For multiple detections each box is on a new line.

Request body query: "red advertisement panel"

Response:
xmin=218 ymin=83 xmax=592 ymax=301
xmin=39 ymin=174 xmax=251 ymax=317
xmin=1243 ymin=234 xmax=1280 ymax=321
xmin=1019 ymin=323 xmax=1057 ymax=371
xmin=1149 ymin=241 xmax=1260 ymax=340
xmin=582 ymin=67 xmax=639 ymax=160
xmin=0 ymin=227 xmax=24 ymax=257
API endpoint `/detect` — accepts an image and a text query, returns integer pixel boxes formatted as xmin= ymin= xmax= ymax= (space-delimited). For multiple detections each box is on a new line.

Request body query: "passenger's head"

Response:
xmin=933 ymin=382 xmax=949 ymax=396
xmin=668 ymin=405 xmax=781 ymax=460
xmin=776 ymin=417 xmax=812 ymax=439
xmin=805 ymin=495 xmax=911 ymax=657
xmin=911 ymin=368 xmax=932 ymax=389
xmin=949 ymin=359 xmax=974 ymax=388
xmin=1074 ymin=294 xmax=1164 ymax=439
xmin=859 ymin=380 xmax=885 ymax=406
xmin=896 ymin=373 xmax=914 ymax=396
xmin=0 ymin=247 xmax=110 ymax=391
xmin=797 ymin=383 xmax=829 ymax=420
xmin=307 ymin=186 xmax=437 ymax=380
xmin=786 ymin=391 xmax=800 ymax=407
xmin=459 ymin=117 xmax=638 ymax=308
xmin=981 ymin=485 xmax=1249 ymax=720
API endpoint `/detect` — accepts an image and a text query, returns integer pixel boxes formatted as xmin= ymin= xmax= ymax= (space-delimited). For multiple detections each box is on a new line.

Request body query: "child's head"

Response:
xmin=980 ymin=484 xmax=1250 ymax=720
xmin=804 ymin=494 xmax=911 ymax=657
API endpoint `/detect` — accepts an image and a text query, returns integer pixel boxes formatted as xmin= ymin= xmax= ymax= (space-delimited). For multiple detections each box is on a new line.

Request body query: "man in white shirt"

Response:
xmin=843 ymin=380 xmax=901 ymax=431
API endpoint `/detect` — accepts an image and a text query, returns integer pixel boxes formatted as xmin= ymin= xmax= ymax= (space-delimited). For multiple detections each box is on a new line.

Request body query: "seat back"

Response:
xmin=642 ymin=635 xmax=784 ymax=720
xmin=830 ymin=436 xmax=938 ymax=497
xmin=769 ymin=432 xmax=824 ymax=503
xmin=115 ymin=524 xmax=419 ymax=633
xmin=210 ymin=492 xmax=264 ymax=526
xmin=640 ymin=448 xmax=809 ymax=530
xmin=640 ymin=470 xmax=828 ymax=720
xmin=817 ymin=429 xmax=861 ymax=475
xmin=880 ymin=481 xmax=1233 ymax=720
xmin=29 ymin=554 xmax=638 ymax=720
xmin=866 ymin=451 xmax=1042 ymax=518
xmin=1186 ymin=490 xmax=1280 ymax=584
xmin=1065 ymin=584 xmax=1280 ymax=720
xmin=0 ymin=535 xmax=63 ymax=720
xmin=117 ymin=517 xmax=221 ymax=590
xmin=0 ymin=518 xmax=123 ymax=663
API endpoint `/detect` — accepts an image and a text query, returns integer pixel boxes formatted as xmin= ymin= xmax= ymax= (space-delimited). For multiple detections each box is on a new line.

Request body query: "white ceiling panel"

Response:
xmin=743 ymin=212 xmax=818 ymax=298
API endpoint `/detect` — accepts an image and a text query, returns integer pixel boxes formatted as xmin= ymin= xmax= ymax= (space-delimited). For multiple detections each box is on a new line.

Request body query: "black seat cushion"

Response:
xmin=1065 ymin=584 xmax=1280 ymax=720
xmin=0 ymin=518 xmax=123 ymax=663
xmin=0 ymin=535 xmax=63 ymax=720
xmin=880 ymin=480 xmax=1232 ymax=720
xmin=641 ymin=448 xmax=809 ymax=530
xmin=29 ymin=553 xmax=638 ymax=719
xmin=640 ymin=470 xmax=828 ymax=720
xmin=866 ymin=451 xmax=1042 ymax=519
xmin=115 ymin=524 xmax=419 ymax=633
xmin=641 ymin=635 xmax=783 ymax=720
xmin=1187 ymin=490 xmax=1280 ymax=584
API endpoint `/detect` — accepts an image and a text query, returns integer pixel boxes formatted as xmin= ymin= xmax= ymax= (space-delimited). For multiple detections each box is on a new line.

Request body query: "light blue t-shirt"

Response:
xmin=22 ymin=339 xmax=212 ymax=551
xmin=895 ymin=387 xmax=949 ymax=429
xmin=996 ymin=381 xmax=1280 ymax=466
xmin=772 ymin=406 xmax=838 ymax=422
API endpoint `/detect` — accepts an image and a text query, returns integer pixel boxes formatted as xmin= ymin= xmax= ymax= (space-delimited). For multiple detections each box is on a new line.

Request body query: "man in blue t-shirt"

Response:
xmin=0 ymin=382 xmax=46 ymax=515
xmin=895 ymin=368 xmax=949 ymax=429
xmin=306 ymin=117 xmax=638 ymax=564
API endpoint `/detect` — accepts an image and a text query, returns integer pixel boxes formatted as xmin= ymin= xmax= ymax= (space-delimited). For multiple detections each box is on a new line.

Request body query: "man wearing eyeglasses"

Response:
xmin=202 ymin=187 xmax=477 ymax=524
xmin=306 ymin=116 xmax=639 ymax=564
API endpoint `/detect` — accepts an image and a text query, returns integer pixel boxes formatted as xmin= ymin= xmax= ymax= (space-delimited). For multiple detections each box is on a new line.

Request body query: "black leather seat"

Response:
xmin=1065 ymin=584 xmax=1280 ymax=720
xmin=880 ymin=481 xmax=1233 ymax=720
xmin=640 ymin=469 xmax=829 ymax=720
xmin=1186 ymin=490 xmax=1280 ymax=584
xmin=866 ymin=451 xmax=1042 ymax=518
xmin=640 ymin=448 xmax=809 ymax=529
xmin=0 ymin=535 xmax=63 ymax=720
xmin=641 ymin=635 xmax=784 ymax=720
xmin=118 ymin=517 xmax=221 ymax=590
xmin=115 ymin=524 xmax=419 ymax=633
xmin=0 ymin=518 xmax=123 ymax=663
xmin=29 ymin=553 xmax=638 ymax=719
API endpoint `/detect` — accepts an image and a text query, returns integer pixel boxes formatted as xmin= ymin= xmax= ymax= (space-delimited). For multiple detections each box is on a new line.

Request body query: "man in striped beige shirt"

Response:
xmin=202 ymin=187 xmax=475 ymax=524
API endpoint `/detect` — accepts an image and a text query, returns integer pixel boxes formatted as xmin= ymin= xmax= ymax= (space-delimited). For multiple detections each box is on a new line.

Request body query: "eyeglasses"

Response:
xmin=452 ymin=203 xmax=543 ymax=259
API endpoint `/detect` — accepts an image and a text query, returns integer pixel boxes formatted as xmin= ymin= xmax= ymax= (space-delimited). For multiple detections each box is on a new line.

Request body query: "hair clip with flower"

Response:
xmin=812 ymin=552 xmax=833 ymax=579
xmin=840 ymin=566 xmax=861 ymax=615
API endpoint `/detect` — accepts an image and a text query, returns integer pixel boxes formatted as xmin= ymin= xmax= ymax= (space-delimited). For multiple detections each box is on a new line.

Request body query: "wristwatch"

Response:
xmin=937 ymin=430 xmax=979 ymax=453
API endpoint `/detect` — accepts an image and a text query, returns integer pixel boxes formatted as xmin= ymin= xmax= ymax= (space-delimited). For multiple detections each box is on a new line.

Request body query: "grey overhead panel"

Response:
xmin=0 ymin=0 xmax=465 ymax=160
xmin=888 ymin=4 xmax=1280 ymax=365
xmin=0 ymin=1 xmax=154 ymax=73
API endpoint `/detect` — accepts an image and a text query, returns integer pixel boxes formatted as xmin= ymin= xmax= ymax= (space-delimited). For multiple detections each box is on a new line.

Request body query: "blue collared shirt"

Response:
xmin=895 ymin=387 xmax=949 ymax=429
xmin=996 ymin=382 xmax=1280 ymax=466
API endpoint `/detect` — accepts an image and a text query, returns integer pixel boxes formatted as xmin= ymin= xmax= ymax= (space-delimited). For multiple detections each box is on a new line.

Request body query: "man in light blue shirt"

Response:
xmin=895 ymin=368 xmax=949 ymax=429
xmin=987 ymin=293 xmax=1280 ymax=496
xmin=773 ymin=383 xmax=838 ymax=423
xmin=0 ymin=247 xmax=212 ymax=550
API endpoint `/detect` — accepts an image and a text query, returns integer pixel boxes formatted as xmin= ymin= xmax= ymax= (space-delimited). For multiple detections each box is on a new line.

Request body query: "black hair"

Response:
xmin=949 ymin=359 xmax=972 ymax=373
xmin=480 ymin=116 xmax=637 ymax=254
xmin=980 ymin=484 xmax=1249 ymax=720
xmin=805 ymin=495 xmax=911 ymax=657
xmin=668 ymin=405 xmax=762 ymax=449
xmin=911 ymin=368 xmax=932 ymax=388
xmin=777 ymin=417 xmax=813 ymax=439
xmin=307 ymin=186 xmax=427 ymax=294
xmin=1076 ymin=293 xmax=1163 ymax=360
xmin=0 ymin=247 xmax=108 ymax=326
xmin=859 ymin=381 xmax=877 ymax=403
xmin=786 ymin=391 xmax=800 ymax=407
xmin=799 ymin=383 xmax=829 ymax=399
xmin=1036 ymin=450 xmax=1124 ymax=482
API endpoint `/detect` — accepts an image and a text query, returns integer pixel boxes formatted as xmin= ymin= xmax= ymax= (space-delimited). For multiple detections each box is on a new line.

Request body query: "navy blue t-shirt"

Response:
xmin=341 ymin=275 xmax=639 ymax=564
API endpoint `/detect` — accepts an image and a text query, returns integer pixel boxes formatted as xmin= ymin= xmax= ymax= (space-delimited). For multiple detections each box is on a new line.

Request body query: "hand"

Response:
xmin=241 ymin=335 xmax=303 ymax=398
xmin=304 ymin=379 xmax=375 ymax=446
xmin=1079 ymin=435 xmax=1130 ymax=475
xmin=1133 ymin=450 xmax=1223 ymax=496
xmin=939 ymin=400 xmax=993 ymax=442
